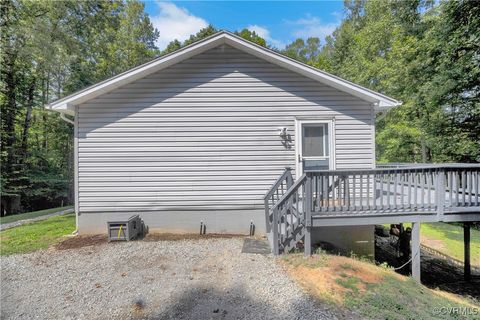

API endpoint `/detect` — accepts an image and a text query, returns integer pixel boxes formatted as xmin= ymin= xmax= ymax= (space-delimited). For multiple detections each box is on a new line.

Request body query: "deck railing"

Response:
xmin=266 ymin=163 xmax=479 ymax=254
xmin=305 ymin=164 xmax=480 ymax=217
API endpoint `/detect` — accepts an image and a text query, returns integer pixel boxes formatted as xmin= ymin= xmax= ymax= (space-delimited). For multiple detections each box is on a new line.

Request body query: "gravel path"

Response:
xmin=0 ymin=208 xmax=74 ymax=231
xmin=1 ymin=237 xmax=339 ymax=320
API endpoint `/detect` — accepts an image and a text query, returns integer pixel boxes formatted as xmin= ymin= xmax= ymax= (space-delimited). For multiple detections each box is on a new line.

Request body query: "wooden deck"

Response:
xmin=265 ymin=164 xmax=480 ymax=254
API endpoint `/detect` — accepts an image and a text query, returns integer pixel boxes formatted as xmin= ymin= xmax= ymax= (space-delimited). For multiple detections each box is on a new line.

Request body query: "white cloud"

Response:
xmin=288 ymin=14 xmax=340 ymax=43
xmin=246 ymin=24 xmax=286 ymax=49
xmin=246 ymin=25 xmax=269 ymax=39
xmin=151 ymin=2 xmax=208 ymax=50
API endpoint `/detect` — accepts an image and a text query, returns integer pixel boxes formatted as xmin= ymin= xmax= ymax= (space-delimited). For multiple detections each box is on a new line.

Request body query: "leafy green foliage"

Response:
xmin=162 ymin=26 xmax=268 ymax=56
xmin=1 ymin=0 xmax=477 ymax=217
xmin=282 ymin=38 xmax=322 ymax=65
xmin=234 ymin=28 xmax=267 ymax=47
xmin=283 ymin=0 xmax=479 ymax=163
xmin=162 ymin=25 xmax=218 ymax=55
xmin=0 ymin=0 xmax=159 ymax=215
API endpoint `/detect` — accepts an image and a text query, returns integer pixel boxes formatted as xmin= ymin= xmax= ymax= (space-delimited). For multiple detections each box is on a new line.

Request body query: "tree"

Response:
xmin=162 ymin=25 xmax=218 ymax=55
xmin=282 ymin=38 xmax=320 ymax=65
xmin=162 ymin=26 xmax=269 ymax=56
xmin=419 ymin=0 xmax=480 ymax=162
xmin=0 ymin=0 xmax=159 ymax=215
xmin=281 ymin=0 xmax=478 ymax=163
xmin=234 ymin=29 xmax=267 ymax=47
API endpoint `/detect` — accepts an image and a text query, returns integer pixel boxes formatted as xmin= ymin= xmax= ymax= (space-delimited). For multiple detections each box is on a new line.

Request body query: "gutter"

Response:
xmin=374 ymin=100 xmax=402 ymax=121
xmin=58 ymin=111 xmax=78 ymax=236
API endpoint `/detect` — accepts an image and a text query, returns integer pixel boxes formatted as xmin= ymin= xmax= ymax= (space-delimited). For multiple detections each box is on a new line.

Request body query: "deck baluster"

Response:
xmin=359 ymin=174 xmax=363 ymax=211
xmin=429 ymin=169 xmax=434 ymax=209
xmin=475 ymin=171 xmax=479 ymax=206
xmin=468 ymin=170 xmax=473 ymax=205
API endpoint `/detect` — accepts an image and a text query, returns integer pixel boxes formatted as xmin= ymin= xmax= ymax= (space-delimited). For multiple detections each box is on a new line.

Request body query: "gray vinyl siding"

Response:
xmin=77 ymin=44 xmax=374 ymax=214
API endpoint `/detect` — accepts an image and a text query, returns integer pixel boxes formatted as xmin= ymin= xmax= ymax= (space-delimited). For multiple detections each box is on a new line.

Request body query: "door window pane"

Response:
xmin=302 ymin=124 xmax=328 ymax=157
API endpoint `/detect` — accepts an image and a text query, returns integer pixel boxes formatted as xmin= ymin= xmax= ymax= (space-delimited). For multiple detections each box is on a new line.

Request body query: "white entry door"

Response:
xmin=295 ymin=120 xmax=334 ymax=176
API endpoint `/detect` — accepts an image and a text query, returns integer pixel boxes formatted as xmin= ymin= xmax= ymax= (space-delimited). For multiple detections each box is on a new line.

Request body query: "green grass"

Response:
xmin=420 ymin=223 xmax=480 ymax=266
xmin=0 ymin=205 xmax=73 ymax=225
xmin=336 ymin=276 xmax=361 ymax=294
xmin=396 ymin=222 xmax=480 ymax=266
xmin=283 ymin=253 xmax=479 ymax=320
xmin=344 ymin=275 xmax=477 ymax=320
xmin=0 ymin=214 xmax=75 ymax=255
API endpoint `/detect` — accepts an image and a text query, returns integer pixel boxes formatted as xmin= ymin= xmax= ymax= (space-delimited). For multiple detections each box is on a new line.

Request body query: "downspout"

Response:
xmin=59 ymin=112 xmax=78 ymax=236
xmin=376 ymin=110 xmax=389 ymax=122
xmin=60 ymin=112 xmax=75 ymax=125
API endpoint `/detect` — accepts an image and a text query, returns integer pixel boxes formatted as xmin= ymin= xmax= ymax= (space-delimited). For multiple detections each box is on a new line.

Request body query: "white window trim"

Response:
xmin=295 ymin=118 xmax=336 ymax=176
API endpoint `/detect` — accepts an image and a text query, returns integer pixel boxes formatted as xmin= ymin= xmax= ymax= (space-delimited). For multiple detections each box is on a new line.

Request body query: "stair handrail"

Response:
xmin=270 ymin=173 xmax=307 ymax=254
xmin=270 ymin=174 xmax=307 ymax=213
xmin=264 ymin=167 xmax=293 ymax=200
xmin=264 ymin=167 xmax=293 ymax=233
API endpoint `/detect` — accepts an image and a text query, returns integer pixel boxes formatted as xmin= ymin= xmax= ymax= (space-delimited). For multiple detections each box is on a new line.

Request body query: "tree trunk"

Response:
xmin=20 ymin=78 xmax=35 ymax=161
xmin=0 ymin=53 xmax=18 ymax=215
xmin=420 ymin=136 xmax=427 ymax=163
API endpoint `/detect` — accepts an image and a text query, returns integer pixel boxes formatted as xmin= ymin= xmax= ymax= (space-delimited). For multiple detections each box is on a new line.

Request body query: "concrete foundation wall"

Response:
xmin=312 ymin=225 xmax=375 ymax=259
xmin=78 ymin=209 xmax=265 ymax=235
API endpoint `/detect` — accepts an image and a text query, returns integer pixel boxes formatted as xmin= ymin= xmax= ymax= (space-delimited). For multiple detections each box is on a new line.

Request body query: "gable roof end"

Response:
xmin=48 ymin=31 xmax=401 ymax=116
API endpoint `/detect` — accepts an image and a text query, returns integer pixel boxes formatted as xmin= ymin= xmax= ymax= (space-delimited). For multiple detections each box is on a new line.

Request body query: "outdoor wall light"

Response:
xmin=278 ymin=127 xmax=292 ymax=149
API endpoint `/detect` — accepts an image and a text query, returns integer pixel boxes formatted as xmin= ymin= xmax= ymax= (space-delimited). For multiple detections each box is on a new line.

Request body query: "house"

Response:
xmin=49 ymin=32 xmax=479 ymax=276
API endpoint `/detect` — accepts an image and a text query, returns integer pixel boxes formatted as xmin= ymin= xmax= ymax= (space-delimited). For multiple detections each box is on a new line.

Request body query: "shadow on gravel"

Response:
xmin=143 ymin=286 xmax=344 ymax=320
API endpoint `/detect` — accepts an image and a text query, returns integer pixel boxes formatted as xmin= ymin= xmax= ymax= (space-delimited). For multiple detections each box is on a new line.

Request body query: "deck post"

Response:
xmin=436 ymin=168 xmax=445 ymax=220
xmin=264 ymin=197 xmax=271 ymax=234
xmin=304 ymin=227 xmax=312 ymax=256
xmin=411 ymin=222 xmax=421 ymax=282
xmin=285 ymin=167 xmax=293 ymax=188
xmin=464 ymin=222 xmax=471 ymax=282
xmin=304 ymin=173 xmax=313 ymax=256
xmin=272 ymin=207 xmax=279 ymax=255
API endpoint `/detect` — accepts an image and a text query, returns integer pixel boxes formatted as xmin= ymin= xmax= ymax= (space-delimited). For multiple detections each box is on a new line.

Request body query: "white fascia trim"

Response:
xmin=51 ymin=103 xmax=75 ymax=116
xmin=47 ymin=31 xmax=401 ymax=115
xmin=223 ymin=34 xmax=401 ymax=109
xmin=47 ymin=33 xmax=228 ymax=114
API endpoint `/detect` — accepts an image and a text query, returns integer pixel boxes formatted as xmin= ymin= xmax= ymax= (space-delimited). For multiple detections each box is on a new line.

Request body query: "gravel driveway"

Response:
xmin=1 ymin=237 xmax=339 ymax=320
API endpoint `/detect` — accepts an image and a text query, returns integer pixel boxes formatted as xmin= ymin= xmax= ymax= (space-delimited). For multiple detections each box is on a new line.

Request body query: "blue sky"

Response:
xmin=142 ymin=1 xmax=345 ymax=50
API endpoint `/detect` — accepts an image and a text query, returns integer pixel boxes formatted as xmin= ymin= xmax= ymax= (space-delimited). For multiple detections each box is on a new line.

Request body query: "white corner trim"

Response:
xmin=74 ymin=105 xmax=79 ymax=230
